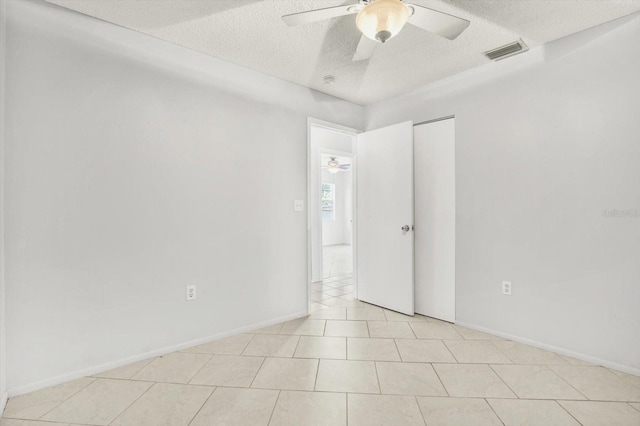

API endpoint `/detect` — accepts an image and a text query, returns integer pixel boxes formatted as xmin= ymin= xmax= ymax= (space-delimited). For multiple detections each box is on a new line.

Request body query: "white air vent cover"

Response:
xmin=484 ymin=40 xmax=528 ymax=61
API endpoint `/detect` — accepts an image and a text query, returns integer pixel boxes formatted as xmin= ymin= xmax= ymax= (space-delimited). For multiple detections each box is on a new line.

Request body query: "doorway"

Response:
xmin=307 ymin=119 xmax=358 ymax=314
xmin=320 ymin=153 xmax=353 ymax=279
xmin=306 ymin=117 xmax=455 ymax=319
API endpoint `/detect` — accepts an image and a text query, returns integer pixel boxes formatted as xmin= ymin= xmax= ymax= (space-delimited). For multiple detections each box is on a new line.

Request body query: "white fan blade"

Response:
xmin=282 ymin=5 xmax=359 ymax=26
xmin=353 ymin=34 xmax=378 ymax=61
xmin=406 ymin=4 xmax=470 ymax=40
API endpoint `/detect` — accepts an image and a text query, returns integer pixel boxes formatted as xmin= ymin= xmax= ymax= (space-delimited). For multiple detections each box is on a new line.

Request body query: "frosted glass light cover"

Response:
xmin=356 ymin=0 xmax=410 ymax=43
xmin=327 ymin=158 xmax=340 ymax=173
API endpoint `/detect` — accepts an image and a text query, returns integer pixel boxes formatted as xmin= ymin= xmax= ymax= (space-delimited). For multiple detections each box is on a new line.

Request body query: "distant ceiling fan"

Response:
xmin=322 ymin=157 xmax=351 ymax=174
xmin=282 ymin=0 xmax=470 ymax=61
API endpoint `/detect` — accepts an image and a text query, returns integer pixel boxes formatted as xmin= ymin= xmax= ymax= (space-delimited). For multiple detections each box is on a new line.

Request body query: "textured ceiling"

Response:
xmin=44 ymin=0 xmax=640 ymax=105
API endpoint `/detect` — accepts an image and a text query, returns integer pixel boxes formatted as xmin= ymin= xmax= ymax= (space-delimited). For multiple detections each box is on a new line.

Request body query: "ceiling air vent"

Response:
xmin=484 ymin=40 xmax=528 ymax=61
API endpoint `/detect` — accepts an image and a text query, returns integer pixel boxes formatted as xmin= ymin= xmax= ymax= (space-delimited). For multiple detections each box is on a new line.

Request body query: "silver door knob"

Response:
xmin=401 ymin=225 xmax=410 ymax=232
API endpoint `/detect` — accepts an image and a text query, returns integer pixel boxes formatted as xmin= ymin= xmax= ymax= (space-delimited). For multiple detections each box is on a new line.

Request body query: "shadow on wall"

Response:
xmin=541 ymin=13 xmax=640 ymax=63
xmin=47 ymin=0 xmax=265 ymax=30
xmin=309 ymin=3 xmax=372 ymax=103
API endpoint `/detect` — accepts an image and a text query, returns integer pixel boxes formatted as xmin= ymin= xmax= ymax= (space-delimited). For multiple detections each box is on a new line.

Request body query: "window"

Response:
xmin=321 ymin=183 xmax=335 ymax=221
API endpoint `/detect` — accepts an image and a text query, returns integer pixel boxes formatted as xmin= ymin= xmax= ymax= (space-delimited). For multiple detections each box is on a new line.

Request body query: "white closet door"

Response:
xmin=414 ymin=118 xmax=456 ymax=322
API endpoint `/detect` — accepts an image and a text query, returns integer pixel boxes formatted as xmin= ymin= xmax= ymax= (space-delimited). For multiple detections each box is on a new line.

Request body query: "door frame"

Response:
xmin=307 ymin=118 xmax=360 ymax=315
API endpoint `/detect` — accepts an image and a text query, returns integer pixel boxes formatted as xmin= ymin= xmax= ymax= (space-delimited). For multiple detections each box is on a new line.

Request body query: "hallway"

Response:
xmin=322 ymin=244 xmax=353 ymax=279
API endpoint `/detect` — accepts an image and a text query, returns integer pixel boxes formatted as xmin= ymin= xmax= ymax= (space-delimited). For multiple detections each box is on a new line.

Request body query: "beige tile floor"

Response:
xmin=310 ymin=273 xmax=356 ymax=314
xmin=3 ymin=289 xmax=640 ymax=426
xmin=322 ymin=244 xmax=353 ymax=279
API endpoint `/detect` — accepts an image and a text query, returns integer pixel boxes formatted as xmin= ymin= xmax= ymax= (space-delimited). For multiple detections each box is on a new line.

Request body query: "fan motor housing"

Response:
xmin=376 ymin=30 xmax=392 ymax=43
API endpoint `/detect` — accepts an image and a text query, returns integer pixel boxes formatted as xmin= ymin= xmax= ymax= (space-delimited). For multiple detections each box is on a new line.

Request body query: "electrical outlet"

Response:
xmin=294 ymin=200 xmax=304 ymax=212
xmin=502 ymin=281 xmax=512 ymax=296
xmin=186 ymin=285 xmax=196 ymax=301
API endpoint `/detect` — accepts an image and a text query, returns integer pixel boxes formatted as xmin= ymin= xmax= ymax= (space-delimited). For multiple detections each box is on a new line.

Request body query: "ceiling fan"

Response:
xmin=322 ymin=157 xmax=351 ymax=174
xmin=282 ymin=0 xmax=470 ymax=61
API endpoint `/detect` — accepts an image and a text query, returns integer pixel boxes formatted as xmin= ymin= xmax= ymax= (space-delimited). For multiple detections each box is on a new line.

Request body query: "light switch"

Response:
xmin=294 ymin=200 xmax=304 ymax=212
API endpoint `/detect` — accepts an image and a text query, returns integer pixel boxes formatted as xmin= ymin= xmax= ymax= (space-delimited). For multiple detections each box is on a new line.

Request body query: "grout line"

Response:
xmin=373 ymin=362 xmax=382 ymax=394
xmin=186 ymin=354 xmax=214 ymax=385
xmin=238 ymin=334 xmax=254 ymax=353
xmin=484 ymin=398 xmax=507 ymax=426
xmin=545 ymin=365 xmax=590 ymax=401
xmin=488 ymin=364 xmax=519 ymax=398
xmin=345 ymin=337 xmax=349 ymax=361
xmin=35 ymin=377 xmax=97 ymax=420
xmin=312 ymin=358 xmax=321 ymax=391
xmin=265 ymin=390 xmax=282 ymax=426
xmin=430 ymin=363 xmax=450 ymax=397
xmin=345 ymin=392 xmax=349 ymax=426
xmin=489 ymin=340 xmax=516 ymax=364
xmin=240 ymin=333 xmax=257 ymax=355
xmin=440 ymin=340 xmax=460 ymax=363
xmin=290 ymin=335 xmax=302 ymax=357
xmin=448 ymin=325 xmax=465 ymax=340
xmin=394 ymin=339 xmax=406 ymax=362
xmin=188 ymin=387 xmax=219 ymax=426
xmin=415 ymin=394 xmax=428 ymax=425
xmin=392 ymin=339 xmax=403 ymax=363
xmin=554 ymin=399 xmax=586 ymax=426
xmin=413 ymin=395 xmax=427 ymax=426
xmin=106 ymin=380 xmax=156 ymax=425
xmin=383 ymin=310 xmax=390 ymax=321
xmin=248 ymin=357 xmax=267 ymax=388
xmin=409 ymin=322 xmax=418 ymax=339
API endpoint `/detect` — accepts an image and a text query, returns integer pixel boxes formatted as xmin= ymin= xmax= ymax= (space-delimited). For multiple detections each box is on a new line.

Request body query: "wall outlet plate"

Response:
xmin=186 ymin=285 xmax=196 ymax=301
xmin=502 ymin=281 xmax=512 ymax=296
xmin=294 ymin=200 xmax=304 ymax=212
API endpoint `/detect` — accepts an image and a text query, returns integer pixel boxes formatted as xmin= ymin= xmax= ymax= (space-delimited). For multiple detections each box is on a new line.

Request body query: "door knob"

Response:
xmin=401 ymin=225 xmax=410 ymax=232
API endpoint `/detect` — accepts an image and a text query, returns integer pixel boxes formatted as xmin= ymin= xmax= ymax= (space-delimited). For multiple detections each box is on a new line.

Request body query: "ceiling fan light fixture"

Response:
xmin=327 ymin=157 xmax=340 ymax=173
xmin=356 ymin=0 xmax=410 ymax=43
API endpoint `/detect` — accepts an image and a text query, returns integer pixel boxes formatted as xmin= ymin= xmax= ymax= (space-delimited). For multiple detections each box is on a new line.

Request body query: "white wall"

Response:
xmin=310 ymin=126 xmax=356 ymax=282
xmin=367 ymin=13 xmax=640 ymax=373
xmin=4 ymin=0 xmax=363 ymax=394
xmin=321 ymin=168 xmax=352 ymax=246
xmin=0 ymin=0 xmax=7 ymax=413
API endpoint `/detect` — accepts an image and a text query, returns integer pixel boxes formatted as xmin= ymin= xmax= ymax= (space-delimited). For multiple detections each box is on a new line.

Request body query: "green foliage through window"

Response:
xmin=321 ymin=183 xmax=335 ymax=221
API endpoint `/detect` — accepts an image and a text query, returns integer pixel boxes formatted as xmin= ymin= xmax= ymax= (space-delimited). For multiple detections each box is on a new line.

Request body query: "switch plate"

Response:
xmin=294 ymin=200 xmax=304 ymax=212
xmin=186 ymin=285 xmax=196 ymax=301
xmin=502 ymin=281 xmax=512 ymax=296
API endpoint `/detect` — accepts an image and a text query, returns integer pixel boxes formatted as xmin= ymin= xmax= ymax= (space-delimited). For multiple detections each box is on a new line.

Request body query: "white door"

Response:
xmin=414 ymin=118 xmax=456 ymax=322
xmin=356 ymin=121 xmax=414 ymax=315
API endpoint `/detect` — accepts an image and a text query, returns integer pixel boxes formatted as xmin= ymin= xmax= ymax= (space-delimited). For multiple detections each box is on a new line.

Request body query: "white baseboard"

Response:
xmin=8 ymin=310 xmax=308 ymax=397
xmin=455 ymin=320 xmax=640 ymax=376
xmin=0 ymin=392 xmax=7 ymax=416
